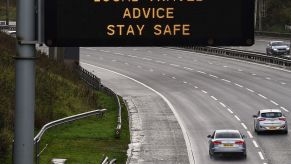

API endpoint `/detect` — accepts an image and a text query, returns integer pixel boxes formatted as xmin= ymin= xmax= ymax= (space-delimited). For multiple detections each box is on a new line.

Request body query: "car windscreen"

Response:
xmin=215 ymin=132 xmax=241 ymax=138
xmin=272 ymin=42 xmax=285 ymax=46
xmin=261 ymin=112 xmax=282 ymax=118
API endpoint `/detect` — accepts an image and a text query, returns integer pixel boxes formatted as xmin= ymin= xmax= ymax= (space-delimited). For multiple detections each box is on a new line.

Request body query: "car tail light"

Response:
xmin=279 ymin=117 xmax=286 ymax=121
xmin=212 ymin=141 xmax=222 ymax=145
xmin=235 ymin=141 xmax=244 ymax=145
xmin=258 ymin=118 xmax=266 ymax=121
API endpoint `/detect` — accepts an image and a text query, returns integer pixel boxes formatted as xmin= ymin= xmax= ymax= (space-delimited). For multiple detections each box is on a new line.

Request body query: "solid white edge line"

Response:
xmin=241 ymin=123 xmax=248 ymax=130
xmin=81 ymin=62 xmax=195 ymax=164
xmin=253 ymin=140 xmax=259 ymax=148
xmin=247 ymin=131 xmax=253 ymax=138
xmin=258 ymin=151 xmax=265 ymax=160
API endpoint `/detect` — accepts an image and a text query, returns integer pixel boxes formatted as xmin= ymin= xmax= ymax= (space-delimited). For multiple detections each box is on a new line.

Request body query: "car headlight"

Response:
xmin=273 ymin=48 xmax=278 ymax=51
xmin=287 ymin=47 xmax=290 ymax=50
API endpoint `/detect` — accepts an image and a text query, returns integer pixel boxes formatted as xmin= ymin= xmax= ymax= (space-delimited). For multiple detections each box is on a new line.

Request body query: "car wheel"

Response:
xmin=243 ymin=153 xmax=247 ymax=159
xmin=283 ymin=130 xmax=288 ymax=134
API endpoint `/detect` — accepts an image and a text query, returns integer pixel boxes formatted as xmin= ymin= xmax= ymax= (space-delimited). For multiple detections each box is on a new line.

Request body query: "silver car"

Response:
xmin=207 ymin=130 xmax=247 ymax=158
xmin=253 ymin=109 xmax=288 ymax=134
xmin=266 ymin=41 xmax=290 ymax=56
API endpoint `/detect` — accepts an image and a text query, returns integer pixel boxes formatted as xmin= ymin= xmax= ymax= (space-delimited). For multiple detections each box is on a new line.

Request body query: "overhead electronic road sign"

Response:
xmin=44 ymin=0 xmax=254 ymax=47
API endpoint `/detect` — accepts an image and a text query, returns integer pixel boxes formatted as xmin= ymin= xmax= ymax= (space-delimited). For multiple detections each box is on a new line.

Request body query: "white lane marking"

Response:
xmin=103 ymin=50 xmax=110 ymax=53
xmin=202 ymin=90 xmax=207 ymax=94
xmin=281 ymin=82 xmax=286 ymax=85
xmin=223 ymin=65 xmax=228 ymax=68
xmin=184 ymin=67 xmax=194 ymax=71
xmin=235 ymin=83 xmax=243 ymax=88
xmin=170 ymin=64 xmax=180 ymax=67
xmin=246 ymin=88 xmax=255 ymax=93
xmin=172 ymin=77 xmax=176 ymax=79
xmin=100 ymin=49 xmax=105 ymax=52
xmin=84 ymin=47 xmax=96 ymax=51
xmin=162 ymin=73 xmax=166 ymax=76
xmin=265 ymin=77 xmax=271 ymax=80
xmin=221 ymin=79 xmax=231 ymax=83
xmin=247 ymin=131 xmax=253 ymax=138
xmin=241 ymin=123 xmax=248 ymax=130
xmin=270 ymin=100 xmax=279 ymax=106
xmin=133 ymin=48 xmax=138 ymax=51
xmin=258 ymin=94 xmax=267 ymax=99
xmin=258 ymin=152 xmax=265 ymax=160
xmin=238 ymin=69 xmax=243 ymax=72
xmin=194 ymin=86 xmax=198 ymax=89
xmin=219 ymin=102 xmax=226 ymax=108
xmin=252 ymin=73 xmax=257 ymax=76
xmin=183 ymin=81 xmax=188 ymax=84
xmin=178 ymin=56 xmax=183 ymax=59
xmin=209 ymin=74 xmax=218 ymax=78
xmin=163 ymin=53 xmax=168 ymax=56
xmin=114 ymin=52 xmax=122 ymax=55
xmin=234 ymin=115 xmax=241 ymax=121
xmin=149 ymin=69 xmax=154 ymax=72
xmin=128 ymin=55 xmax=137 ymax=58
xmin=81 ymin=62 xmax=195 ymax=164
xmin=253 ymin=140 xmax=259 ymax=148
xmin=209 ymin=62 xmax=213 ymax=64
xmin=143 ymin=57 xmax=152 ymax=61
xmin=211 ymin=96 xmax=218 ymax=101
xmin=197 ymin=71 xmax=206 ymax=74
xmin=155 ymin=60 xmax=166 ymax=64
xmin=281 ymin=107 xmax=289 ymax=112
xmin=111 ymin=59 xmax=116 ymax=62
xmin=227 ymin=108 xmax=234 ymax=114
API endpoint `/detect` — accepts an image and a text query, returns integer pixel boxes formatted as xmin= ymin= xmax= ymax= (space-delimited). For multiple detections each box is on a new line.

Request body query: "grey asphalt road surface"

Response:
xmin=79 ymin=46 xmax=291 ymax=164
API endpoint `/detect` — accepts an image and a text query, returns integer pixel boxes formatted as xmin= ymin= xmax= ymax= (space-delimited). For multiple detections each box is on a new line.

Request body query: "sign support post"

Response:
xmin=13 ymin=0 xmax=36 ymax=163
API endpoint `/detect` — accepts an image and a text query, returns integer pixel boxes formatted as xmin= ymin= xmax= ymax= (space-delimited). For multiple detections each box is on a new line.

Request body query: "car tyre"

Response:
xmin=283 ymin=130 xmax=288 ymax=134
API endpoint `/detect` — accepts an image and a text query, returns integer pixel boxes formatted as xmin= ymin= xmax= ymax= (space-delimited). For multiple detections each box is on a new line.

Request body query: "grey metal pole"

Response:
xmin=13 ymin=0 xmax=36 ymax=163
xmin=6 ymin=0 xmax=9 ymax=25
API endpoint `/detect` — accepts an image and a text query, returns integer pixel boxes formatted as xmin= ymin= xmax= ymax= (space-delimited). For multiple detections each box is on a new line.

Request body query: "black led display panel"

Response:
xmin=44 ymin=0 xmax=254 ymax=47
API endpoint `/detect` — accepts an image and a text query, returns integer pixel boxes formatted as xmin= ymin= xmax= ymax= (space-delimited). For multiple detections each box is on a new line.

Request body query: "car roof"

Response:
xmin=260 ymin=109 xmax=282 ymax=113
xmin=270 ymin=41 xmax=284 ymax=43
xmin=215 ymin=129 xmax=240 ymax=133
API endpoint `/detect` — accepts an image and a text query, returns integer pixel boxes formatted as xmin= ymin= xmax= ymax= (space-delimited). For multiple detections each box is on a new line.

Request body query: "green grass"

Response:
xmin=0 ymin=6 xmax=16 ymax=21
xmin=39 ymin=93 xmax=130 ymax=163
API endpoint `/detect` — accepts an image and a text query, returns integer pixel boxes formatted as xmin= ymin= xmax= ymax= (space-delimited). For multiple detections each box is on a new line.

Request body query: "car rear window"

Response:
xmin=215 ymin=132 xmax=241 ymax=139
xmin=261 ymin=112 xmax=282 ymax=118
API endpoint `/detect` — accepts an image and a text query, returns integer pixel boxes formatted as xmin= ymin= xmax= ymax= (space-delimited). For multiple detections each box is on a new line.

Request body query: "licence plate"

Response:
xmin=269 ymin=126 xmax=277 ymax=130
xmin=223 ymin=143 xmax=233 ymax=147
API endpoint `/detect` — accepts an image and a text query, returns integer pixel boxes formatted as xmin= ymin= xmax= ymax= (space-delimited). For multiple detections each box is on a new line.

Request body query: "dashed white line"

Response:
xmin=281 ymin=107 xmax=289 ymax=112
xmin=219 ymin=102 xmax=226 ymax=108
xmin=253 ymin=140 xmax=259 ymax=148
xmin=265 ymin=77 xmax=271 ymax=80
xmin=235 ymin=83 xmax=243 ymax=88
xmin=247 ymin=131 xmax=253 ymax=138
xmin=202 ymin=90 xmax=207 ymax=94
xmin=234 ymin=115 xmax=241 ymax=121
xmin=128 ymin=55 xmax=137 ymax=58
xmin=221 ymin=79 xmax=231 ymax=83
xmin=172 ymin=77 xmax=176 ymax=79
xmin=227 ymin=108 xmax=234 ymax=114
xmin=155 ymin=60 xmax=166 ymax=64
xmin=209 ymin=74 xmax=218 ymax=78
xmin=184 ymin=67 xmax=193 ymax=71
xmin=197 ymin=71 xmax=206 ymax=74
xmin=246 ymin=88 xmax=254 ymax=93
xmin=183 ymin=81 xmax=188 ymax=84
xmin=114 ymin=52 xmax=123 ymax=55
xmin=103 ymin=50 xmax=110 ymax=53
xmin=270 ymin=100 xmax=279 ymax=106
xmin=170 ymin=64 xmax=180 ymax=67
xmin=252 ymin=73 xmax=257 ymax=76
xmin=223 ymin=65 xmax=228 ymax=68
xmin=281 ymin=82 xmax=286 ymax=85
xmin=241 ymin=123 xmax=248 ymax=130
xmin=162 ymin=73 xmax=166 ymax=76
xmin=258 ymin=152 xmax=265 ymax=160
xmin=209 ymin=62 xmax=213 ymax=64
xmin=211 ymin=96 xmax=218 ymax=101
xmin=258 ymin=94 xmax=267 ymax=99
xmin=143 ymin=57 xmax=152 ymax=61
xmin=238 ymin=69 xmax=243 ymax=72
xmin=194 ymin=86 xmax=198 ymax=89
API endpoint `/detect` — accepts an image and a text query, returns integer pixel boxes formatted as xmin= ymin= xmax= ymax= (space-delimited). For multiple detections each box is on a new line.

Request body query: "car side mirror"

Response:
xmin=253 ymin=115 xmax=257 ymax=118
xmin=207 ymin=135 xmax=211 ymax=138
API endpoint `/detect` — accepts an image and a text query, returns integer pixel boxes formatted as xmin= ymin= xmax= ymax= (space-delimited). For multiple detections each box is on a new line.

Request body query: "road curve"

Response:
xmin=80 ymin=46 xmax=291 ymax=164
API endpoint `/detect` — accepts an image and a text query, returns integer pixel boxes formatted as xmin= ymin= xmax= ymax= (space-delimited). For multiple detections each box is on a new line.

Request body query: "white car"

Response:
xmin=253 ymin=109 xmax=288 ymax=134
